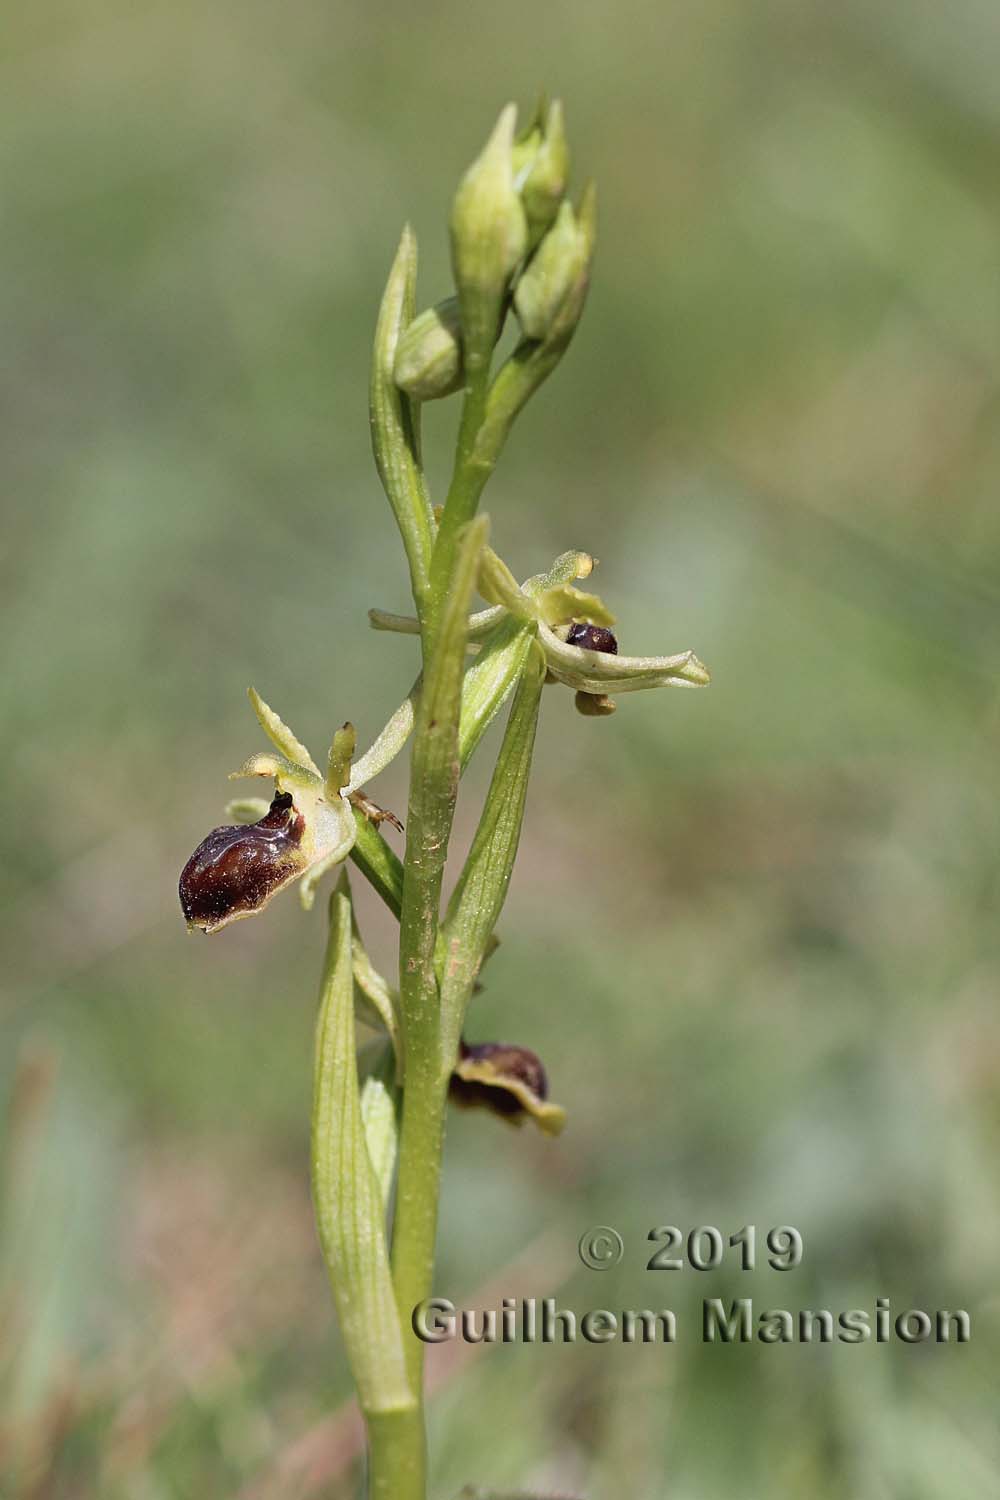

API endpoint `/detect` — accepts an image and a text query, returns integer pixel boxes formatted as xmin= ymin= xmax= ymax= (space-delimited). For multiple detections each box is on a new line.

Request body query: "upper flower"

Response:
xmin=371 ymin=542 xmax=710 ymax=712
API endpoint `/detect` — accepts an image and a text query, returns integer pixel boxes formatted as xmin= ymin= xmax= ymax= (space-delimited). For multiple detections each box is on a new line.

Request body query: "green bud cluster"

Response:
xmin=391 ymin=97 xmax=594 ymax=406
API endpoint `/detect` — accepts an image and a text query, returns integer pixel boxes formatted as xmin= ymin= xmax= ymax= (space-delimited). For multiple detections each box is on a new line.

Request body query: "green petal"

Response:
xmin=537 ymin=583 xmax=616 ymax=629
xmin=229 ymin=751 xmax=323 ymax=789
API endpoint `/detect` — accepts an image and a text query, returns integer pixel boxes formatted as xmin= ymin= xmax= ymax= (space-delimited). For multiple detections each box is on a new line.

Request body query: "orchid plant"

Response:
xmin=179 ymin=99 xmax=708 ymax=1500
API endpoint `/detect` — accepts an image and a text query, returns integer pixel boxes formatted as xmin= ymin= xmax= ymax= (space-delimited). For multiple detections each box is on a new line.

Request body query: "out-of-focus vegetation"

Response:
xmin=3 ymin=1 xmax=1000 ymax=1496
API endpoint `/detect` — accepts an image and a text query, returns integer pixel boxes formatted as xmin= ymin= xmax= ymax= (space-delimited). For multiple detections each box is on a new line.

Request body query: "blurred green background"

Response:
xmin=3 ymin=0 xmax=1000 ymax=1496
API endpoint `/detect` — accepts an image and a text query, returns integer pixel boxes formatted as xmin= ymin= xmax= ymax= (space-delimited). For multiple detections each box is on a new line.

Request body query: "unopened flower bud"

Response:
xmin=393 ymin=296 xmax=464 ymax=401
xmin=513 ymin=188 xmax=595 ymax=344
xmin=450 ymin=104 xmax=528 ymax=362
xmin=512 ymin=98 xmax=570 ymax=249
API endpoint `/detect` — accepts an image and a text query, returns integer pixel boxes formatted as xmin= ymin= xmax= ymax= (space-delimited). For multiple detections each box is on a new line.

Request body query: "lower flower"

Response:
xmin=449 ymin=1039 xmax=566 ymax=1135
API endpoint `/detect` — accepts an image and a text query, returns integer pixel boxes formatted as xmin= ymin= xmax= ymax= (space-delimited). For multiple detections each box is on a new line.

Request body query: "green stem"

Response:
xmin=366 ymin=1408 xmax=427 ymax=1500
xmin=426 ymin=362 xmax=493 ymax=639
xmin=392 ymin=516 xmax=489 ymax=1396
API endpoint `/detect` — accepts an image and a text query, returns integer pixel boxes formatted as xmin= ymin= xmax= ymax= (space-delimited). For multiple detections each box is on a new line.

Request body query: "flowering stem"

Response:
xmin=391 ymin=515 xmax=489 ymax=1403
xmin=366 ymin=1410 xmax=427 ymax=1500
xmin=425 ymin=368 xmax=494 ymax=642
xmin=175 ymin=97 xmax=712 ymax=1500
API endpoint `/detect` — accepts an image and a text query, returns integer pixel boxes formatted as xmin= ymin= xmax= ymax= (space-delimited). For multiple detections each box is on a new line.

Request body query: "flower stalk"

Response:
xmin=178 ymin=97 xmax=710 ymax=1500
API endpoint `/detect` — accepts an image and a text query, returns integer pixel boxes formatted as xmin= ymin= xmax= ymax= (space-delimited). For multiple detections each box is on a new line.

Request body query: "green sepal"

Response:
xmin=248 ymin=687 xmax=320 ymax=776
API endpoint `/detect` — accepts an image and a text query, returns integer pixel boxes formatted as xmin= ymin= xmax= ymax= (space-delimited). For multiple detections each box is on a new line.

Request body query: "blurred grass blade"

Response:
xmin=311 ymin=876 xmax=414 ymax=1415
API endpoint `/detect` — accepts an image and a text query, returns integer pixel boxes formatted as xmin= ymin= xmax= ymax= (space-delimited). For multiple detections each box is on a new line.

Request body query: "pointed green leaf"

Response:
xmin=311 ymin=878 xmax=414 ymax=1414
xmin=440 ymin=643 xmax=545 ymax=1066
xmin=370 ymin=228 xmax=436 ymax=616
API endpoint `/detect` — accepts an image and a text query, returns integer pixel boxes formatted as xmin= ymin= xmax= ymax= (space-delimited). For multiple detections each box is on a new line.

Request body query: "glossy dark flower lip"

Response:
xmin=565 ymin=621 xmax=618 ymax=654
xmin=449 ymin=1040 xmax=566 ymax=1135
xmin=178 ymin=690 xmax=372 ymax=935
xmin=179 ymin=791 xmax=307 ymax=933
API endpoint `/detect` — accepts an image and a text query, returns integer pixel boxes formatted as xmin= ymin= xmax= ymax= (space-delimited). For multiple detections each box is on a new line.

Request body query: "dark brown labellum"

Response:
xmin=179 ymin=791 xmax=306 ymax=933
xmin=565 ymin=622 xmax=618 ymax=654
xmin=449 ymin=1040 xmax=550 ymax=1119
